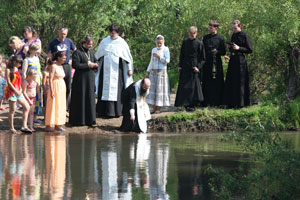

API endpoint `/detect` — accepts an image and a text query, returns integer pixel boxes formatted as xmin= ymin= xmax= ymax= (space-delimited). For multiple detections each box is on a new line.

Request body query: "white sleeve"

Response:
xmin=159 ymin=47 xmax=170 ymax=64
xmin=146 ymin=49 xmax=155 ymax=72
xmin=129 ymin=109 xmax=135 ymax=117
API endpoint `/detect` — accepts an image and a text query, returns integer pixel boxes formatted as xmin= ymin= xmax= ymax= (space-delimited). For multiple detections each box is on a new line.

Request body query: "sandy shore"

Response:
xmin=0 ymin=94 xmax=178 ymax=134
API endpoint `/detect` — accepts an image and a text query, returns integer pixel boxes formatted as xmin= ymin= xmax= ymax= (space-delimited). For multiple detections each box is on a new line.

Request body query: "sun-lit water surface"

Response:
xmin=0 ymin=131 xmax=298 ymax=200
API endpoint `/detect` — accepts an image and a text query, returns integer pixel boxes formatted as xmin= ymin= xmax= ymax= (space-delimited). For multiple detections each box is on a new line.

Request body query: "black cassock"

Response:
xmin=202 ymin=33 xmax=226 ymax=106
xmin=175 ymin=38 xmax=206 ymax=107
xmin=120 ymin=82 xmax=141 ymax=133
xmin=69 ymin=46 xmax=96 ymax=126
xmin=223 ymin=31 xmax=252 ymax=108
xmin=96 ymin=58 xmax=124 ymax=117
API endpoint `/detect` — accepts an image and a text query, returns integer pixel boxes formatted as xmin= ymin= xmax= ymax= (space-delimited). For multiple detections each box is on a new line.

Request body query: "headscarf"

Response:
xmin=155 ymin=35 xmax=165 ymax=50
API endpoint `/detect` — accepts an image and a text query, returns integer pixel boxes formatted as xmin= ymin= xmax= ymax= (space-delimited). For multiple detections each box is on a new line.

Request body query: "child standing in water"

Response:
xmin=22 ymin=68 xmax=40 ymax=131
xmin=5 ymin=55 xmax=31 ymax=134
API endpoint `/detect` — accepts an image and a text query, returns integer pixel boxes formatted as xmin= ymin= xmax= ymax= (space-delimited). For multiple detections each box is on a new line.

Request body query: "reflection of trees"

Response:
xmin=68 ymin=135 xmax=101 ymax=199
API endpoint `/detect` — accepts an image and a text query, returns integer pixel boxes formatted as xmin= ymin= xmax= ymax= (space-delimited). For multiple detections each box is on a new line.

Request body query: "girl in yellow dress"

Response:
xmin=45 ymin=51 xmax=66 ymax=131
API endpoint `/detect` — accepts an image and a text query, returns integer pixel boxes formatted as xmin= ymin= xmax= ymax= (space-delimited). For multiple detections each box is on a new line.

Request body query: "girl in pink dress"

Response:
xmin=45 ymin=52 xmax=67 ymax=131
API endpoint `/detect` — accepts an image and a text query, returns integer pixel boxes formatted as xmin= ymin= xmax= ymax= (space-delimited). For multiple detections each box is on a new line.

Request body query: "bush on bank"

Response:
xmin=149 ymin=97 xmax=300 ymax=132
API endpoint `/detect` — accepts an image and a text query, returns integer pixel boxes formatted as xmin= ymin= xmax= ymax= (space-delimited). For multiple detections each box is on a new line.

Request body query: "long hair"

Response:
xmin=23 ymin=26 xmax=39 ymax=39
xmin=53 ymin=51 xmax=66 ymax=61
xmin=8 ymin=36 xmax=23 ymax=48
xmin=7 ymin=55 xmax=23 ymax=80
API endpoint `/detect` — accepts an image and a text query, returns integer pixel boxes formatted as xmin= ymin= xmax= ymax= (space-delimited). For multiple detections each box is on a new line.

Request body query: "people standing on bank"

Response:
xmin=223 ymin=20 xmax=252 ymax=108
xmin=174 ymin=26 xmax=206 ymax=111
xmin=22 ymin=26 xmax=42 ymax=56
xmin=5 ymin=55 xmax=31 ymax=134
xmin=69 ymin=36 xmax=98 ymax=126
xmin=202 ymin=20 xmax=226 ymax=106
xmin=146 ymin=35 xmax=170 ymax=114
xmin=120 ymin=78 xmax=151 ymax=133
xmin=95 ymin=24 xmax=134 ymax=118
xmin=48 ymin=27 xmax=76 ymax=110
xmin=45 ymin=51 xmax=67 ymax=132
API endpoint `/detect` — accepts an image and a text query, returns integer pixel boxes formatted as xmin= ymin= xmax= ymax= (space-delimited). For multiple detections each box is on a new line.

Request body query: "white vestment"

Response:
xmin=135 ymin=80 xmax=151 ymax=133
xmin=95 ymin=36 xmax=134 ymax=101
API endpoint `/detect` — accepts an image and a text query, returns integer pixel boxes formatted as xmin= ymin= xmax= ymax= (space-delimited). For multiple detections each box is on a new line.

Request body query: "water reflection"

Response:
xmin=0 ymin=132 xmax=289 ymax=199
xmin=44 ymin=135 xmax=67 ymax=199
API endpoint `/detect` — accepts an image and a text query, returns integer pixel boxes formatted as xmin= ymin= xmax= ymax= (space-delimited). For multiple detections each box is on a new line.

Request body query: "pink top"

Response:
xmin=24 ymin=80 xmax=37 ymax=98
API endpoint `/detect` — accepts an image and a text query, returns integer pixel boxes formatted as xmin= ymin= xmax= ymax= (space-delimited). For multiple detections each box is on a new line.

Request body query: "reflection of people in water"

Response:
xmin=148 ymin=138 xmax=170 ymax=200
xmin=1 ymin=134 xmax=38 ymax=199
xmin=44 ymin=135 xmax=66 ymax=199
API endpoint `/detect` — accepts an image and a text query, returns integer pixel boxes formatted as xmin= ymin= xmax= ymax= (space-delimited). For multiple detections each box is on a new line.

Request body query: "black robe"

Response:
xmin=175 ymin=38 xmax=206 ymax=107
xmin=96 ymin=58 xmax=124 ymax=117
xmin=119 ymin=82 xmax=141 ymax=133
xmin=223 ymin=31 xmax=252 ymax=108
xmin=69 ymin=46 xmax=96 ymax=126
xmin=202 ymin=34 xmax=226 ymax=106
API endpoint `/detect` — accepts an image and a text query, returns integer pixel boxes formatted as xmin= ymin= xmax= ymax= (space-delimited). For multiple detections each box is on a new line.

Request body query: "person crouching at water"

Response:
xmin=5 ymin=55 xmax=31 ymax=134
xmin=120 ymin=78 xmax=151 ymax=133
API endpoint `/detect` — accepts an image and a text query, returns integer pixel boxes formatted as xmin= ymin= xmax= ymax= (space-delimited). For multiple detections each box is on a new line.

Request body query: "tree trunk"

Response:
xmin=286 ymin=45 xmax=300 ymax=100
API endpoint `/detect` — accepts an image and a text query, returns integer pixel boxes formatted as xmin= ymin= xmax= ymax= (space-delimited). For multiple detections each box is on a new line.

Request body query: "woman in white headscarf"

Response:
xmin=146 ymin=35 xmax=170 ymax=114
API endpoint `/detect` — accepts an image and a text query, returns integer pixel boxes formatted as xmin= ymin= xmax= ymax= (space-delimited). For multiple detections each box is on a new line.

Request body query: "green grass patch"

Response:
xmin=164 ymin=98 xmax=300 ymax=132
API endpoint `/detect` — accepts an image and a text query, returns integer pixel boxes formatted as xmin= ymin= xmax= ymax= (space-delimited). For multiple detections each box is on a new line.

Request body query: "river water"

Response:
xmin=0 ymin=132 xmax=298 ymax=199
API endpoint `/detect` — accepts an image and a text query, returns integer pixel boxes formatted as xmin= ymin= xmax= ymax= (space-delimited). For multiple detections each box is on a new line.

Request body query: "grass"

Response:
xmin=162 ymin=98 xmax=300 ymax=132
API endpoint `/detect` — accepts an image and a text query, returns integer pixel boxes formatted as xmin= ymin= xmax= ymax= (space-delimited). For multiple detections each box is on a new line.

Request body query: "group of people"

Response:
xmin=1 ymin=20 xmax=252 ymax=134
xmin=175 ymin=20 xmax=252 ymax=111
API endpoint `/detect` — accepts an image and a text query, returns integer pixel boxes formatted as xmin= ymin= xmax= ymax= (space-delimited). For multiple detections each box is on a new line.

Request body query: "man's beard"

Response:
xmin=139 ymin=87 xmax=147 ymax=98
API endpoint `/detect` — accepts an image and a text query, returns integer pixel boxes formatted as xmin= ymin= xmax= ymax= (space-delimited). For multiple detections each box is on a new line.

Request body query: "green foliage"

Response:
xmin=0 ymin=0 xmax=299 ymax=99
xmin=165 ymin=97 xmax=300 ymax=132
xmin=205 ymin=130 xmax=300 ymax=199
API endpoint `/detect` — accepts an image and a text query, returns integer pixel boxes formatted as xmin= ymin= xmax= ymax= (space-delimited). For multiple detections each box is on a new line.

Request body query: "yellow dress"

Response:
xmin=45 ymin=64 xmax=66 ymax=126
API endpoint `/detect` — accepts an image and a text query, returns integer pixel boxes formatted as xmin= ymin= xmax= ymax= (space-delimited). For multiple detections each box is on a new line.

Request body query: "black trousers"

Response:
xmin=62 ymin=63 xmax=72 ymax=110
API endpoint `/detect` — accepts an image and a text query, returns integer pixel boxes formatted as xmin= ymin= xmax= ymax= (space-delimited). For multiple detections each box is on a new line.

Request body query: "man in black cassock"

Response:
xmin=202 ymin=20 xmax=226 ymax=106
xmin=223 ymin=20 xmax=252 ymax=108
xmin=175 ymin=26 xmax=206 ymax=111
xmin=120 ymin=78 xmax=151 ymax=133
xmin=69 ymin=36 xmax=98 ymax=126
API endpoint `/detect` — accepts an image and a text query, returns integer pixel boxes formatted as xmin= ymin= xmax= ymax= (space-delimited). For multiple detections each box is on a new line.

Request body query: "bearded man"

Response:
xmin=120 ymin=78 xmax=151 ymax=133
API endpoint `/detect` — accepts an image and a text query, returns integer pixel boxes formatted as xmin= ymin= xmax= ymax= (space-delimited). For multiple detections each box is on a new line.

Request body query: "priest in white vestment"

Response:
xmin=95 ymin=24 xmax=134 ymax=117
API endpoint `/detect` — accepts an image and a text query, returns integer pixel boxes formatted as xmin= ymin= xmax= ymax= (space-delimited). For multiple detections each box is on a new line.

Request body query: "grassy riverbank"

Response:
xmin=148 ymin=97 xmax=300 ymax=132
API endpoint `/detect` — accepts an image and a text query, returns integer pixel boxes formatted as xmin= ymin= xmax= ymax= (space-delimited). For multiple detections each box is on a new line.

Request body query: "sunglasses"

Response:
xmin=209 ymin=24 xmax=218 ymax=27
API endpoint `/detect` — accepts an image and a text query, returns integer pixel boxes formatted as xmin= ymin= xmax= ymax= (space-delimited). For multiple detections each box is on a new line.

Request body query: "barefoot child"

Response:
xmin=22 ymin=68 xmax=40 ymax=131
xmin=5 ymin=55 xmax=31 ymax=134
xmin=22 ymin=42 xmax=43 ymax=122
